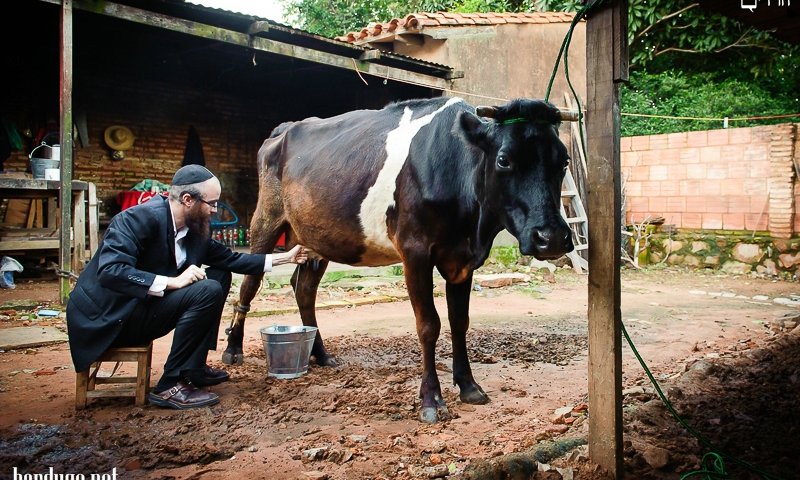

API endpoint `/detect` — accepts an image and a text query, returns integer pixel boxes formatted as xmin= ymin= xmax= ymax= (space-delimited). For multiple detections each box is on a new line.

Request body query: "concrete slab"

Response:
xmin=0 ymin=326 xmax=68 ymax=350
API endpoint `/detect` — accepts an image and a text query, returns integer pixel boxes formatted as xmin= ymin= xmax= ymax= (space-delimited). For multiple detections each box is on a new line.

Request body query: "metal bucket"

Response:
xmin=29 ymin=142 xmax=61 ymax=179
xmin=259 ymin=325 xmax=318 ymax=379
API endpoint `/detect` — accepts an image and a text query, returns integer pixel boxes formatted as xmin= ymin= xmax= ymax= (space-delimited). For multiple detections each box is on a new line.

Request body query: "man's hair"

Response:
xmin=169 ymin=183 xmax=204 ymax=201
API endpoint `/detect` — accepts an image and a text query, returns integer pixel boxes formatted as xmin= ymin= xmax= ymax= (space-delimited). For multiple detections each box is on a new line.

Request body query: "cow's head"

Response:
xmin=457 ymin=99 xmax=575 ymax=259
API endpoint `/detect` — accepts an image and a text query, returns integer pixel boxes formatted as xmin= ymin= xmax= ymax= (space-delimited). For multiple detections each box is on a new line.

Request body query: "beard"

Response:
xmin=185 ymin=202 xmax=211 ymax=239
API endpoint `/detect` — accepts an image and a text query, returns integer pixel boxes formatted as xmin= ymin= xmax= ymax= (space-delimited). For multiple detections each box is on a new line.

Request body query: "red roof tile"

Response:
xmin=336 ymin=11 xmax=577 ymax=44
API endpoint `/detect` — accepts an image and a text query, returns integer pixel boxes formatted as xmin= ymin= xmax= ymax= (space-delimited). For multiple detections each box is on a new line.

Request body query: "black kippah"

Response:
xmin=171 ymin=165 xmax=215 ymax=186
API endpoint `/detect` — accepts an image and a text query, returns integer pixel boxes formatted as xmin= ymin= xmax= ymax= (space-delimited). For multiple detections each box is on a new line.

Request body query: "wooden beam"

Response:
xmin=59 ymin=0 xmax=75 ymax=305
xmin=38 ymin=0 xmax=451 ymax=90
xmin=586 ymin=0 xmax=626 ymax=477
xmin=0 ymin=240 xmax=60 ymax=251
xmin=359 ymin=49 xmax=382 ymax=61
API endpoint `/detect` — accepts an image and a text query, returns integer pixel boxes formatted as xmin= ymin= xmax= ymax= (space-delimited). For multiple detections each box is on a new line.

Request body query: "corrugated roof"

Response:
xmin=110 ymin=0 xmax=457 ymax=79
xmin=338 ymin=11 xmax=576 ymax=44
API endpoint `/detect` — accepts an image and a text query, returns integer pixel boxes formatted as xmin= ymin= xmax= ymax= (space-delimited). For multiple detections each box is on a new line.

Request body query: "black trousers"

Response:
xmin=113 ymin=268 xmax=232 ymax=386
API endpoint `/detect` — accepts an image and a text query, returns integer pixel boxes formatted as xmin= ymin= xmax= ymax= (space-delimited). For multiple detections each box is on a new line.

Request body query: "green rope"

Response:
xmin=680 ymin=453 xmax=727 ymax=479
xmin=545 ymin=3 xmax=786 ymax=478
xmin=499 ymin=117 xmax=528 ymax=124
xmin=543 ymin=0 xmax=601 ymax=103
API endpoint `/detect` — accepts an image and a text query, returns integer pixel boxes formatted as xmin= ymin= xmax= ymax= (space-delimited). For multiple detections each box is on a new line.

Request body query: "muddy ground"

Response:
xmin=0 ymin=265 xmax=798 ymax=480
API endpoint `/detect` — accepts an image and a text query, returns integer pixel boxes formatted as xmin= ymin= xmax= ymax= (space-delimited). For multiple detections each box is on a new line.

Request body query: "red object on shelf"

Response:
xmin=117 ymin=191 xmax=165 ymax=211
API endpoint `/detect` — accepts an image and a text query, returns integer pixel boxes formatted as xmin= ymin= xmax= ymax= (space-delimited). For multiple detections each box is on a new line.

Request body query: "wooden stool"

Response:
xmin=75 ymin=343 xmax=153 ymax=410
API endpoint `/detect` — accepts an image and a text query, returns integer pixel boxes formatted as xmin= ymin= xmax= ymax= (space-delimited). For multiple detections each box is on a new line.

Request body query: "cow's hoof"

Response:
xmin=460 ymin=385 xmax=490 ymax=405
xmin=313 ymin=355 xmax=338 ymax=368
xmin=419 ymin=405 xmax=451 ymax=423
xmin=419 ymin=407 xmax=439 ymax=424
xmin=221 ymin=350 xmax=244 ymax=366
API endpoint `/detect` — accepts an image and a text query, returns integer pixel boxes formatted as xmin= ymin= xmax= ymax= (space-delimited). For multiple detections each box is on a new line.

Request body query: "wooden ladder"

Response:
xmin=561 ymin=92 xmax=588 ymax=273
xmin=561 ymin=168 xmax=588 ymax=273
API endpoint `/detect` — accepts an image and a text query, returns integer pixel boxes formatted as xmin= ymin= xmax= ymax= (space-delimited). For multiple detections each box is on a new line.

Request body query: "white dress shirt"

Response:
xmin=147 ymin=212 xmax=272 ymax=296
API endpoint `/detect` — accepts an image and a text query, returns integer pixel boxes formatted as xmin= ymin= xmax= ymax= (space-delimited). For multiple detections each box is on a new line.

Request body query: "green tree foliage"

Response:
xmin=284 ymin=0 xmax=799 ymax=135
xmin=620 ymin=70 xmax=800 ymax=136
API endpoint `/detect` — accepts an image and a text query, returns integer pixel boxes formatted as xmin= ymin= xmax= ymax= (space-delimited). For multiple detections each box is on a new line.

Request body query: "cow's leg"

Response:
xmin=222 ymin=202 xmax=285 ymax=366
xmin=291 ymin=259 xmax=337 ymax=367
xmin=446 ymin=274 xmax=489 ymax=405
xmin=221 ymin=272 xmax=263 ymax=366
xmin=404 ymin=257 xmax=447 ymax=423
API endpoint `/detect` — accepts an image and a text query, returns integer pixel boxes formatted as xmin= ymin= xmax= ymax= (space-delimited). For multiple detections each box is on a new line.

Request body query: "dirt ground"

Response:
xmin=0 ymin=265 xmax=799 ymax=480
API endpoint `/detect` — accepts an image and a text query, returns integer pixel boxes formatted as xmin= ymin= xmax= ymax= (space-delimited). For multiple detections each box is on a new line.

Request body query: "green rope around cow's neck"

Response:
xmin=499 ymin=117 xmax=528 ymax=125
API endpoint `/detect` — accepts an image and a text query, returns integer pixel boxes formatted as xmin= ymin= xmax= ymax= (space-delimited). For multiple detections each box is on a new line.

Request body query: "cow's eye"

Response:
xmin=496 ymin=154 xmax=512 ymax=171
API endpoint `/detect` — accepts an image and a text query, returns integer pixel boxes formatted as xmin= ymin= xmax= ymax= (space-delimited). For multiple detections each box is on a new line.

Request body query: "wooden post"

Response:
xmin=72 ymin=189 xmax=86 ymax=274
xmin=59 ymin=0 xmax=74 ymax=304
xmin=586 ymin=0 xmax=627 ymax=477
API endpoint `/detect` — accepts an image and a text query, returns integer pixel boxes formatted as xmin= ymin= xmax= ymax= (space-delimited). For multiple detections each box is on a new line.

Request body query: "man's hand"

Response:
xmin=274 ymin=245 xmax=309 ymax=266
xmin=166 ymin=265 xmax=207 ymax=290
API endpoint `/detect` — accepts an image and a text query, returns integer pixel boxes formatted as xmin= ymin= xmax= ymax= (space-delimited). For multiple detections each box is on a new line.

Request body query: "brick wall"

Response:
xmin=3 ymin=75 xmax=275 ymax=225
xmin=621 ymin=123 xmax=798 ymax=238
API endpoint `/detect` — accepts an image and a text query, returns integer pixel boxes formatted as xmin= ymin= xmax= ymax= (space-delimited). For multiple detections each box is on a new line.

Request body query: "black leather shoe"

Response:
xmin=148 ymin=381 xmax=219 ymax=410
xmin=184 ymin=365 xmax=230 ymax=387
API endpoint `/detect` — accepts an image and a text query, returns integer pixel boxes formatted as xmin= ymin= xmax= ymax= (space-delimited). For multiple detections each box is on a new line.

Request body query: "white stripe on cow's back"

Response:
xmin=358 ymin=97 xmax=464 ymax=261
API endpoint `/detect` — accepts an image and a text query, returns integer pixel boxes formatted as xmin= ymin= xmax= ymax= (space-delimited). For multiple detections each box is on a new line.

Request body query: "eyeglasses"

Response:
xmin=197 ymin=198 xmax=219 ymax=209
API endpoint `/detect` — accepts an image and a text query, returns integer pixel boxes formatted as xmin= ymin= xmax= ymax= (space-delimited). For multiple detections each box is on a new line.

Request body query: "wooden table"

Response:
xmin=0 ymin=178 xmax=99 ymax=276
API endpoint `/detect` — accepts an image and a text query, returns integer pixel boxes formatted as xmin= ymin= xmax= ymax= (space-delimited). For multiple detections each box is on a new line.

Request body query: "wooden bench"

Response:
xmin=75 ymin=343 xmax=152 ymax=409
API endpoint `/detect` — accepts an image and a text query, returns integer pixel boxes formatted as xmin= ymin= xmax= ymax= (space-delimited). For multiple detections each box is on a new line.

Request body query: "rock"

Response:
xmin=664 ymin=239 xmax=683 ymax=254
xmin=530 ymin=259 xmax=557 ymax=273
xmin=473 ymin=273 xmax=531 ymax=288
xmin=757 ymin=259 xmax=779 ymax=276
xmin=752 ymin=295 xmax=770 ymax=301
xmin=732 ymin=243 xmax=763 ymax=263
xmin=691 ymin=241 xmax=707 ymax=253
xmin=300 ymin=471 xmax=328 ymax=480
xmin=721 ymin=261 xmax=751 ymax=275
xmin=774 ymin=297 xmax=800 ymax=307
xmin=424 ymin=464 xmax=449 ymax=478
xmin=348 ymin=434 xmax=367 ymax=443
xmin=386 ymin=374 xmax=405 ymax=384
xmin=642 ymin=445 xmax=670 ymax=469
xmin=393 ymin=436 xmax=413 ymax=447
xmin=429 ymin=453 xmax=443 ymax=465
xmin=778 ymin=252 xmax=800 ymax=268
xmin=683 ymin=255 xmax=701 ymax=267
xmin=430 ymin=440 xmax=447 ymax=453
xmin=545 ymin=425 xmax=569 ymax=435
xmin=327 ymin=449 xmax=353 ymax=464
xmin=556 ymin=467 xmax=574 ymax=480
xmin=123 ymin=458 xmax=141 ymax=471
xmin=302 ymin=447 xmax=328 ymax=462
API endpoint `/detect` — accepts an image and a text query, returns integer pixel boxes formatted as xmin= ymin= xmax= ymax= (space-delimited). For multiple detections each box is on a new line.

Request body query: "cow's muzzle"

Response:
xmin=521 ymin=225 xmax=574 ymax=259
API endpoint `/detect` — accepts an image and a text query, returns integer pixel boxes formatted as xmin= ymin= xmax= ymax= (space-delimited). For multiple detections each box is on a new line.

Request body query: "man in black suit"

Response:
xmin=67 ymin=165 xmax=308 ymax=409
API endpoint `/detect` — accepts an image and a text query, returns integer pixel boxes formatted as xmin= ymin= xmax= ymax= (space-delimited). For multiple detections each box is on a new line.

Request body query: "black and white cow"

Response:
xmin=223 ymin=96 xmax=575 ymax=423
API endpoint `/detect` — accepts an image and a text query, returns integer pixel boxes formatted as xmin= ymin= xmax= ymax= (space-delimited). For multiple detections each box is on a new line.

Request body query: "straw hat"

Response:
xmin=104 ymin=125 xmax=135 ymax=151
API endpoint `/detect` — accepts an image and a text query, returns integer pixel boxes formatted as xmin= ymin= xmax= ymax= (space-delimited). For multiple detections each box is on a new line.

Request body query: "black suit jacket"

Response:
xmin=66 ymin=195 xmax=266 ymax=372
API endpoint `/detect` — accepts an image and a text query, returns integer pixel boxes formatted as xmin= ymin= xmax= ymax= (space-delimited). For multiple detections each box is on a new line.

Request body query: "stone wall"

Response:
xmin=632 ymin=232 xmax=800 ymax=280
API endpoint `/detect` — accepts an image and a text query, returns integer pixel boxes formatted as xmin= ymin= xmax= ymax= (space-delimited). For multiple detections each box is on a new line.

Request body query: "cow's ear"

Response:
xmin=457 ymin=111 xmax=489 ymax=147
